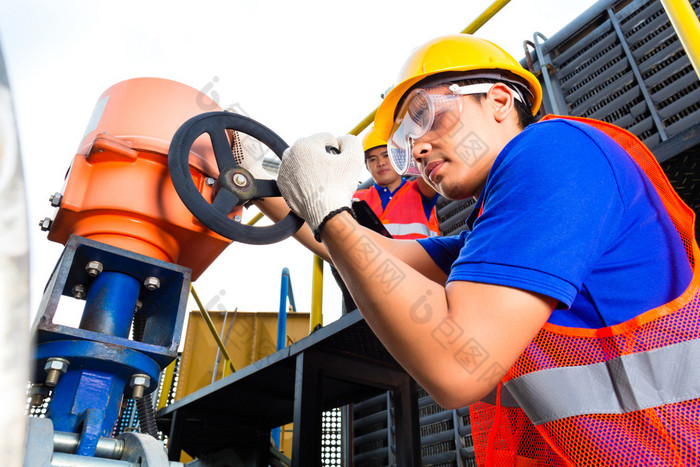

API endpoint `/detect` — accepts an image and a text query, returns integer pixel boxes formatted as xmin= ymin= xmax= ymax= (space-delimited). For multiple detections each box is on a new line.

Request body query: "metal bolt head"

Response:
xmin=143 ymin=276 xmax=160 ymax=290
xmin=205 ymin=177 xmax=216 ymax=187
xmin=39 ymin=217 xmax=53 ymax=231
xmin=71 ymin=284 xmax=87 ymax=299
xmin=49 ymin=192 xmax=63 ymax=207
xmin=29 ymin=384 xmax=50 ymax=407
xmin=130 ymin=374 xmax=150 ymax=388
xmin=44 ymin=358 xmax=70 ymax=373
xmin=44 ymin=358 xmax=70 ymax=387
xmin=129 ymin=374 xmax=150 ymax=400
xmin=85 ymin=261 xmax=103 ymax=277
xmin=232 ymin=173 xmax=248 ymax=187
xmin=233 ymin=215 xmax=242 ymax=222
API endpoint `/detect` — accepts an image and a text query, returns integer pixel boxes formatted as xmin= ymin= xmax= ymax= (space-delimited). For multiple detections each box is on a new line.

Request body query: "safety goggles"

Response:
xmin=387 ymin=81 xmax=523 ymax=176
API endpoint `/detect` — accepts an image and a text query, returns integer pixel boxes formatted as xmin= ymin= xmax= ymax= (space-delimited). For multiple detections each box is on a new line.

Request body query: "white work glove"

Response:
xmin=278 ymin=133 xmax=364 ymax=241
xmin=229 ymin=129 xmax=274 ymax=180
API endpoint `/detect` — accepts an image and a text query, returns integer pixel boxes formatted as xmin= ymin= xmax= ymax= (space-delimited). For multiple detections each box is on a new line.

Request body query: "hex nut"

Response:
xmin=44 ymin=358 xmax=70 ymax=373
xmin=85 ymin=261 xmax=103 ymax=277
xmin=143 ymin=277 xmax=160 ymax=291
xmin=129 ymin=374 xmax=150 ymax=400
xmin=72 ymin=284 xmax=87 ymax=299
xmin=39 ymin=217 xmax=53 ymax=231
xmin=29 ymin=384 xmax=50 ymax=406
xmin=49 ymin=192 xmax=63 ymax=207
xmin=205 ymin=177 xmax=216 ymax=187
xmin=130 ymin=374 xmax=150 ymax=388
xmin=44 ymin=358 xmax=70 ymax=387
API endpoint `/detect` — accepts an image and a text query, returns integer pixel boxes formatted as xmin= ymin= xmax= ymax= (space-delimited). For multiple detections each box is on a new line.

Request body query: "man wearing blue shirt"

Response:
xmin=277 ymin=34 xmax=698 ymax=466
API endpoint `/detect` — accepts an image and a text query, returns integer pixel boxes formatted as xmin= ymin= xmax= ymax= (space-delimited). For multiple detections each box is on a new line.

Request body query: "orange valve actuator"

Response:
xmin=47 ymin=78 xmax=239 ymax=280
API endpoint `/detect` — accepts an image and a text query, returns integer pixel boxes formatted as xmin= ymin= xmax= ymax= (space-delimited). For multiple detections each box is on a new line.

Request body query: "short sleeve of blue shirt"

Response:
xmin=418 ymin=119 xmax=691 ymax=328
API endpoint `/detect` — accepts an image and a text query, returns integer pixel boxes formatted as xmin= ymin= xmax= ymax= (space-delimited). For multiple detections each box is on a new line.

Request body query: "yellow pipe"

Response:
xmin=190 ymin=285 xmax=236 ymax=374
xmin=347 ymin=0 xmax=513 ymax=137
xmin=247 ymin=211 xmax=264 ymax=226
xmin=659 ymin=0 xmax=700 ymax=81
xmin=461 ymin=0 xmax=513 ymax=34
xmin=156 ymin=359 xmax=177 ymax=410
xmin=348 ymin=109 xmax=377 ymax=136
xmin=310 ymin=255 xmax=324 ymax=331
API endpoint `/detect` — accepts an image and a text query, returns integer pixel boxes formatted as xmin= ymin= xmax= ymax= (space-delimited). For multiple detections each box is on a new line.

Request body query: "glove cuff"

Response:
xmin=313 ymin=207 xmax=354 ymax=242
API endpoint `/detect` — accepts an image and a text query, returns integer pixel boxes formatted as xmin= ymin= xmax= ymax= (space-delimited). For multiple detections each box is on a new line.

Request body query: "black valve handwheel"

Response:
xmin=168 ymin=111 xmax=303 ymax=245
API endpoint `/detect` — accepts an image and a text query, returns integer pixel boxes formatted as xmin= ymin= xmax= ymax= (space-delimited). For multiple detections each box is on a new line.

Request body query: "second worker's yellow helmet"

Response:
xmin=362 ymin=125 xmax=387 ymax=153
xmin=374 ymin=34 xmax=542 ymax=140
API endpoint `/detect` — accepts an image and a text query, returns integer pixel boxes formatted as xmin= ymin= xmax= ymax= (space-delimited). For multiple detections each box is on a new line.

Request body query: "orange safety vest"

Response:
xmin=354 ymin=180 xmax=440 ymax=240
xmin=470 ymin=115 xmax=700 ymax=467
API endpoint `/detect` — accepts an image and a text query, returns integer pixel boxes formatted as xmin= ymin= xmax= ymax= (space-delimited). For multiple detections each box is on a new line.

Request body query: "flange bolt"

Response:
xmin=49 ymin=193 xmax=63 ymax=207
xmin=72 ymin=284 xmax=87 ymax=299
xmin=143 ymin=277 xmax=160 ymax=291
xmin=44 ymin=358 xmax=70 ymax=387
xmin=85 ymin=261 xmax=103 ymax=277
xmin=29 ymin=384 xmax=51 ymax=407
xmin=130 ymin=374 xmax=151 ymax=400
xmin=39 ymin=217 xmax=53 ymax=231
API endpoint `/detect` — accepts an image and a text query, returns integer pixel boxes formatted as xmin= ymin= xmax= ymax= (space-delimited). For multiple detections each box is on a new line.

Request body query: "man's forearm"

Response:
xmin=319 ymin=211 xmax=554 ymax=408
xmin=319 ymin=211 xmax=459 ymax=401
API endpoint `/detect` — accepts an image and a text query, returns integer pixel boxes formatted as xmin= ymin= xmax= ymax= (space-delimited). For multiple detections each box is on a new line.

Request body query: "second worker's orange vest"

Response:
xmin=354 ymin=180 xmax=440 ymax=240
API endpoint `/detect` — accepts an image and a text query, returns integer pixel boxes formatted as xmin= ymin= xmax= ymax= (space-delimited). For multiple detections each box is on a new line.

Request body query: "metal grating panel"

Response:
xmin=437 ymin=197 xmax=476 ymax=237
xmin=534 ymin=0 xmax=700 ymax=156
xmin=352 ymin=388 xmax=475 ymax=467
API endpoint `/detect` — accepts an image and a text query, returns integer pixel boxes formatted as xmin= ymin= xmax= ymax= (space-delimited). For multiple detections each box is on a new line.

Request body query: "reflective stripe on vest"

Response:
xmin=385 ymin=222 xmax=439 ymax=238
xmin=504 ymin=337 xmax=700 ymax=425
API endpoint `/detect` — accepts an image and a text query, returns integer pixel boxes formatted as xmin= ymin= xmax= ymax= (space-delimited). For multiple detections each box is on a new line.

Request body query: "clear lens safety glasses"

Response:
xmin=388 ymin=82 xmax=516 ymax=176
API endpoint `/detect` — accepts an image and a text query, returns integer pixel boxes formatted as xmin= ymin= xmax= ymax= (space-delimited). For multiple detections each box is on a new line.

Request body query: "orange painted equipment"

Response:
xmin=47 ymin=78 xmax=240 ymax=279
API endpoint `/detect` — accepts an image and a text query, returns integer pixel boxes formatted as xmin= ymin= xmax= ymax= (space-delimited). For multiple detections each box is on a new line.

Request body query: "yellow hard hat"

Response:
xmin=374 ymin=34 xmax=542 ymax=140
xmin=362 ymin=125 xmax=387 ymax=153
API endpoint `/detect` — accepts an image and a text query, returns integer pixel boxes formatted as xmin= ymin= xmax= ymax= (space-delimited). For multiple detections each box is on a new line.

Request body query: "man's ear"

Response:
xmin=488 ymin=83 xmax=517 ymax=123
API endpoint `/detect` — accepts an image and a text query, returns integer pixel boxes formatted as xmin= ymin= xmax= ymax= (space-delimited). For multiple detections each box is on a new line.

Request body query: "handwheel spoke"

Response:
xmin=208 ymin=127 xmax=236 ymax=172
xmin=254 ymin=180 xmax=281 ymax=198
xmin=212 ymin=188 xmax=240 ymax=214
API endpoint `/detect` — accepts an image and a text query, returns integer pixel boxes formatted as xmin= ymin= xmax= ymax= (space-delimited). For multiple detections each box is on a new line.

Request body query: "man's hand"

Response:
xmin=278 ymin=133 xmax=364 ymax=240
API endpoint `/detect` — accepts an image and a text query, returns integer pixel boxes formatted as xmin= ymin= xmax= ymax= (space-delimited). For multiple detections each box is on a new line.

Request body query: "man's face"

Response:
xmin=365 ymin=146 xmax=402 ymax=188
xmin=412 ymin=97 xmax=496 ymax=200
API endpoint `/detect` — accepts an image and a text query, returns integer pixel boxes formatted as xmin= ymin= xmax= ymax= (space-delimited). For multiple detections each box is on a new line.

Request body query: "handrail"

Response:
xmin=273 ymin=267 xmax=296 ymax=448
xmin=310 ymin=256 xmax=324 ymax=331
xmin=277 ymin=267 xmax=296 ymax=352
xmin=659 ymin=0 xmax=700 ymax=81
